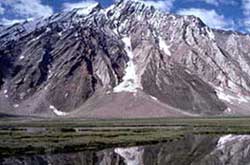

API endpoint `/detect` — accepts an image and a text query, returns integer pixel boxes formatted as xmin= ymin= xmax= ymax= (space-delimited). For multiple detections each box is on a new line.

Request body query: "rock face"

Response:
xmin=0 ymin=0 xmax=250 ymax=117
xmin=3 ymin=134 xmax=250 ymax=165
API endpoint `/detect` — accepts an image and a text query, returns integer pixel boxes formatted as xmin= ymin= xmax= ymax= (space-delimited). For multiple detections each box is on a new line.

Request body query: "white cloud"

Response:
xmin=194 ymin=0 xmax=238 ymax=6
xmin=177 ymin=8 xmax=235 ymax=30
xmin=0 ymin=0 xmax=53 ymax=26
xmin=202 ymin=0 xmax=219 ymax=6
xmin=0 ymin=18 xmax=25 ymax=26
xmin=62 ymin=0 xmax=98 ymax=12
xmin=2 ymin=0 xmax=53 ymax=18
xmin=243 ymin=0 xmax=250 ymax=15
xmin=140 ymin=0 xmax=175 ymax=11
xmin=0 ymin=4 xmax=4 ymax=15
xmin=243 ymin=0 xmax=250 ymax=31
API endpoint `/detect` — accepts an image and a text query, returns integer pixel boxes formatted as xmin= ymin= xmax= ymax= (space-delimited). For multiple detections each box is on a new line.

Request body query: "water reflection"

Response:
xmin=2 ymin=134 xmax=250 ymax=165
xmin=114 ymin=147 xmax=144 ymax=165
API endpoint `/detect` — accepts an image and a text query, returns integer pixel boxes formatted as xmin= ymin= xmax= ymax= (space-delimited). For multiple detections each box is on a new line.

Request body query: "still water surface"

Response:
xmin=2 ymin=134 xmax=250 ymax=165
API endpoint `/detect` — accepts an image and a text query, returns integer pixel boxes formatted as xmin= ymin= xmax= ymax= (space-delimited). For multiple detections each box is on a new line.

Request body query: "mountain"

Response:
xmin=0 ymin=0 xmax=250 ymax=118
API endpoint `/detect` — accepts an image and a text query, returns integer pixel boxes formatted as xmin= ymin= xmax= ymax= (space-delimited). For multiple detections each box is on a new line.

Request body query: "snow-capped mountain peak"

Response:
xmin=0 ymin=0 xmax=250 ymax=118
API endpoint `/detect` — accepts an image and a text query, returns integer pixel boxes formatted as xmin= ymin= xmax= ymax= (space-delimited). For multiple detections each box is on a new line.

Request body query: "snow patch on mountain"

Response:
xmin=159 ymin=37 xmax=171 ymax=56
xmin=225 ymin=107 xmax=232 ymax=113
xmin=114 ymin=146 xmax=144 ymax=165
xmin=150 ymin=96 xmax=158 ymax=101
xmin=114 ymin=36 xmax=141 ymax=93
xmin=58 ymin=32 xmax=63 ymax=37
xmin=76 ymin=3 xmax=99 ymax=15
xmin=13 ymin=104 xmax=19 ymax=108
xmin=3 ymin=90 xmax=8 ymax=98
xmin=215 ymin=87 xmax=250 ymax=104
xmin=49 ymin=105 xmax=68 ymax=116
xmin=206 ymin=27 xmax=215 ymax=40
xmin=19 ymin=55 xmax=25 ymax=60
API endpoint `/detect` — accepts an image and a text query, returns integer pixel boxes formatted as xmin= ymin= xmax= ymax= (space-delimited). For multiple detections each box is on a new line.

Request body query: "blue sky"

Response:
xmin=0 ymin=0 xmax=249 ymax=33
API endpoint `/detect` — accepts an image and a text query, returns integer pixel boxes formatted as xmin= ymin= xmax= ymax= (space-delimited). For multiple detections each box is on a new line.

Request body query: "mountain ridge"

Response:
xmin=0 ymin=0 xmax=250 ymax=118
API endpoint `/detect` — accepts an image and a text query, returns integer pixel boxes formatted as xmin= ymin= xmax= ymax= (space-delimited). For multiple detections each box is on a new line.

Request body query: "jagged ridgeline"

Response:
xmin=0 ymin=0 xmax=250 ymax=118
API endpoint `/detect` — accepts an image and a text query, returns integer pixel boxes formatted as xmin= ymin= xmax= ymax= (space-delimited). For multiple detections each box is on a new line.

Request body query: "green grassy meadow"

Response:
xmin=1 ymin=117 xmax=250 ymax=157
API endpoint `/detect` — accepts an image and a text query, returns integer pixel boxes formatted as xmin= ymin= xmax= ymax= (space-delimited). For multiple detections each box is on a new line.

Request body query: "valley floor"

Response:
xmin=1 ymin=117 xmax=250 ymax=158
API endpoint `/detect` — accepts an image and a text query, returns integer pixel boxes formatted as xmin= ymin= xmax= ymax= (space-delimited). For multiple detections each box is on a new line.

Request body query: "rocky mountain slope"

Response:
xmin=0 ymin=0 xmax=250 ymax=118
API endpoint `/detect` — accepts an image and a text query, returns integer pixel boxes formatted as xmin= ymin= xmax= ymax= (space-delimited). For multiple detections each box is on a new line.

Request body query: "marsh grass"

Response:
xmin=1 ymin=117 xmax=250 ymax=157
